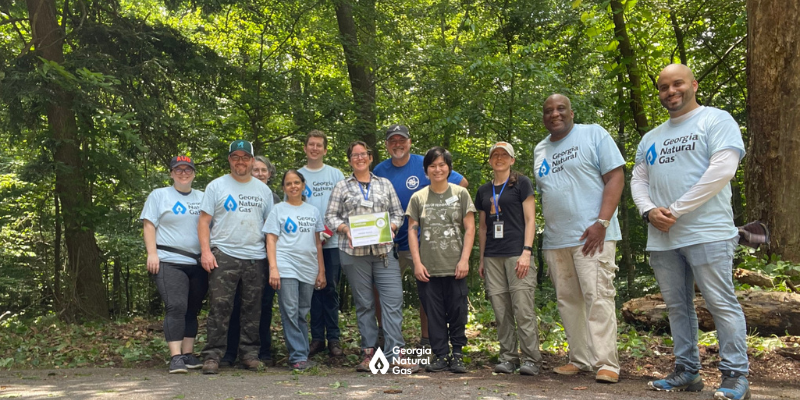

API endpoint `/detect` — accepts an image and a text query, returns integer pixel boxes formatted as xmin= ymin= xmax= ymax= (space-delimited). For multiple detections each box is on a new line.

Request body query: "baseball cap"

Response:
xmin=385 ymin=124 xmax=410 ymax=140
xmin=229 ymin=139 xmax=254 ymax=156
xmin=170 ymin=155 xmax=195 ymax=170
xmin=489 ymin=142 xmax=516 ymax=158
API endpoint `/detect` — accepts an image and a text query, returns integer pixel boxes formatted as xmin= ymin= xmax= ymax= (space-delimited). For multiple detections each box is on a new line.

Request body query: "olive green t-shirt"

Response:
xmin=405 ymin=183 xmax=476 ymax=277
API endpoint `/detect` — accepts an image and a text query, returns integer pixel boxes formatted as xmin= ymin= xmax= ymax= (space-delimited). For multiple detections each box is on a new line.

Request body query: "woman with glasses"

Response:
xmin=141 ymin=155 xmax=207 ymax=374
xmin=325 ymin=141 xmax=418 ymax=373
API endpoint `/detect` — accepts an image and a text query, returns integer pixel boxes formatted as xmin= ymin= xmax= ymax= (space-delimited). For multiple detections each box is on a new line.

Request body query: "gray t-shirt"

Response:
xmin=140 ymin=187 xmax=204 ymax=265
xmin=200 ymin=174 xmax=274 ymax=260
xmin=405 ymin=184 xmax=476 ymax=277
xmin=262 ymin=202 xmax=324 ymax=285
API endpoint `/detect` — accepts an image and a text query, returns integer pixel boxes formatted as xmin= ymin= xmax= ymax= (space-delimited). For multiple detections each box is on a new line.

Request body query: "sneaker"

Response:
xmin=328 ymin=340 xmax=344 ymax=357
xmin=714 ymin=371 xmax=750 ymax=400
xmin=290 ymin=360 xmax=316 ymax=371
xmin=596 ymin=369 xmax=619 ymax=383
xmin=648 ymin=365 xmax=704 ymax=392
xmin=450 ymin=353 xmax=467 ymax=374
xmin=309 ymin=340 xmax=325 ymax=356
xmin=494 ymin=361 xmax=517 ymax=374
xmin=391 ymin=357 xmax=420 ymax=374
xmin=240 ymin=358 xmax=264 ymax=370
xmin=519 ymin=361 xmax=540 ymax=376
xmin=426 ymin=355 xmax=450 ymax=372
xmin=553 ymin=363 xmax=583 ymax=375
xmin=183 ymin=354 xmax=202 ymax=369
xmin=202 ymin=359 xmax=219 ymax=375
xmin=169 ymin=355 xmax=188 ymax=374
xmin=356 ymin=348 xmax=375 ymax=372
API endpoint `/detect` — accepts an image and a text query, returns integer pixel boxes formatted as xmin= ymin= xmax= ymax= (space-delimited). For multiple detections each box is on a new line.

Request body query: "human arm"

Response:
xmin=456 ymin=211 xmax=475 ymax=280
xmin=631 ymin=161 xmax=675 ymax=232
xmin=384 ymin=179 xmax=404 ymax=234
xmin=580 ymin=166 xmax=624 ymax=256
xmin=267 ymin=234 xmax=280 ymax=290
xmin=478 ymin=210 xmax=487 ymax=279
xmin=315 ymin=234 xmax=326 ymax=289
xmin=197 ymin=211 xmax=217 ymax=272
xmin=458 ymin=177 xmax=469 ymax=188
xmin=407 ymin=217 xmax=429 ymax=282
xmin=515 ymin=195 xmax=536 ymax=279
xmin=325 ymin=182 xmax=352 ymax=248
xmin=668 ymin=149 xmax=740 ymax=218
xmin=143 ymin=220 xmax=159 ymax=274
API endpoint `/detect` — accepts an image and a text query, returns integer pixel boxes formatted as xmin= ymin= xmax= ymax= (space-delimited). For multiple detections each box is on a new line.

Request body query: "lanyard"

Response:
xmin=492 ymin=177 xmax=509 ymax=220
xmin=357 ymin=178 xmax=371 ymax=201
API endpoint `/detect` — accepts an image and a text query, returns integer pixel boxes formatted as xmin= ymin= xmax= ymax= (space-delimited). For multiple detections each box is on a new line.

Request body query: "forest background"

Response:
xmin=1 ymin=0 xmax=799 ymax=368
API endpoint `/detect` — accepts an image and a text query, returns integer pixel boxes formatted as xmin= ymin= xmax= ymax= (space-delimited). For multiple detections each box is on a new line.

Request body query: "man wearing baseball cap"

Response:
xmin=372 ymin=124 xmax=468 ymax=349
xmin=197 ymin=139 xmax=274 ymax=373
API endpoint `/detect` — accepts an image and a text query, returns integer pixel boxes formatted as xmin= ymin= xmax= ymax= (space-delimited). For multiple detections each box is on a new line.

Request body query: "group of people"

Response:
xmin=142 ymin=64 xmax=750 ymax=400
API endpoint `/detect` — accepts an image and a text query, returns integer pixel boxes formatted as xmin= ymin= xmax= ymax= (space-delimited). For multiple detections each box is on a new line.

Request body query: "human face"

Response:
xmin=283 ymin=172 xmax=304 ymax=202
xmin=542 ymin=95 xmax=575 ymax=139
xmin=304 ymin=137 xmax=328 ymax=162
xmin=228 ymin=150 xmax=253 ymax=177
xmin=489 ymin=149 xmax=515 ymax=173
xmin=170 ymin=166 xmax=195 ymax=187
xmin=386 ymin=134 xmax=411 ymax=161
xmin=348 ymin=145 xmax=372 ymax=174
xmin=426 ymin=156 xmax=450 ymax=184
xmin=252 ymin=160 xmax=270 ymax=184
xmin=657 ymin=65 xmax=699 ymax=117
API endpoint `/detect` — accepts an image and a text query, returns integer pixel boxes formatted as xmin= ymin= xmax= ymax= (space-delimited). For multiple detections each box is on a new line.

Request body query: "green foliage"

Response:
xmin=737 ymin=246 xmax=800 ymax=291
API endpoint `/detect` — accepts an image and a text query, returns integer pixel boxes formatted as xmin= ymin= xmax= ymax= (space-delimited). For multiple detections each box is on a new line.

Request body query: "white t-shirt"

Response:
xmin=634 ymin=106 xmax=745 ymax=251
xmin=140 ymin=187 xmax=204 ymax=264
xmin=200 ymin=174 xmax=274 ymax=259
xmin=262 ymin=202 xmax=324 ymax=285
xmin=298 ymin=164 xmax=345 ymax=249
xmin=533 ymin=124 xmax=625 ymax=249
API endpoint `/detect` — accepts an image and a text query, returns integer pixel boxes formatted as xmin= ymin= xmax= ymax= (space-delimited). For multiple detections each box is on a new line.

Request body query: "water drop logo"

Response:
xmin=224 ymin=195 xmax=238 ymax=212
xmin=284 ymin=217 xmax=298 ymax=234
xmin=538 ymin=159 xmax=550 ymax=177
xmin=303 ymin=184 xmax=312 ymax=198
xmin=172 ymin=201 xmax=187 ymax=215
xmin=369 ymin=347 xmax=390 ymax=374
xmin=646 ymin=143 xmax=657 ymax=165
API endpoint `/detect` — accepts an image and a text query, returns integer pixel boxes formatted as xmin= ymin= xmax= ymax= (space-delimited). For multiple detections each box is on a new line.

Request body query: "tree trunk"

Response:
xmin=609 ymin=0 xmax=649 ymax=136
xmin=746 ymin=0 xmax=800 ymax=263
xmin=26 ymin=0 xmax=108 ymax=320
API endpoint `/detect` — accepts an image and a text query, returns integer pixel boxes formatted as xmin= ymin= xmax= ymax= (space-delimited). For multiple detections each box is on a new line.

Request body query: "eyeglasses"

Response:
xmin=229 ymin=155 xmax=253 ymax=162
xmin=172 ymin=168 xmax=195 ymax=175
xmin=350 ymin=152 xmax=370 ymax=160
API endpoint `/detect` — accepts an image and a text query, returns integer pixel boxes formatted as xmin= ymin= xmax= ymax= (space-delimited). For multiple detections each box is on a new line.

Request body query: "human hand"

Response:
xmin=415 ymin=264 xmax=430 ymax=282
xmin=580 ymin=222 xmax=606 ymax=257
xmin=515 ymin=252 xmax=531 ymax=279
xmin=201 ymin=250 xmax=217 ymax=273
xmin=315 ymin=273 xmax=326 ymax=290
xmin=649 ymin=207 xmax=677 ymax=232
xmin=454 ymin=259 xmax=469 ymax=280
xmin=147 ymin=254 xmax=160 ymax=274
xmin=479 ymin=259 xmax=485 ymax=279
xmin=269 ymin=268 xmax=281 ymax=290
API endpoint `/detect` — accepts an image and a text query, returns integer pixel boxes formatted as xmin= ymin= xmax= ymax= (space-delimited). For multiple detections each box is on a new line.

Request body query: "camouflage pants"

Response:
xmin=201 ymin=248 xmax=266 ymax=361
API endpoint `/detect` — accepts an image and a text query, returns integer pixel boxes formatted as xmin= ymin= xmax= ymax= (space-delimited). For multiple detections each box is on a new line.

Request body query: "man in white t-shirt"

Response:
xmin=198 ymin=140 xmax=274 ymax=374
xmin=298 ymin=130 xmax=346 ymax=357
xmin=632 ymin=64 xmax=750 ymax=400
xmin=533 ymin=94 xmax=625 ymax=384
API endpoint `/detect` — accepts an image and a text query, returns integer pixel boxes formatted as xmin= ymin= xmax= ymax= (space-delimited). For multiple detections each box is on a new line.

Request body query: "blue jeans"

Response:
xmin=340 ymin=251 xmax=405 ymax=359
xmin=650 ymin=238 xmax=748 ymax=375
xmin=277 ymin=278 xmax=314 ymax=363
xmin=310 ymin=248 xmax=341 ymax=342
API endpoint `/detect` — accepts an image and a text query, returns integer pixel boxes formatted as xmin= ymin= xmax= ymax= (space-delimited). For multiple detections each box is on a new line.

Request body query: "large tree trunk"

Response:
xmin=609 ymin=1 xmax=649 ymax=136
xmin=746 ymin=0 xmax=800 ymax=263
xmin=26 ymin=0 xmax=108 ymax=320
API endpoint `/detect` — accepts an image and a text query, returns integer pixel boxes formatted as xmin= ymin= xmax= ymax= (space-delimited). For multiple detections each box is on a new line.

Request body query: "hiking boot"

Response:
xmin=450 ymin=353 xmax=467 ymax=374
xmin=356 ymin=348 xmax=375 ymax=372
xmin=425 ymin=355 xmax=450 ymax=372
xmin=309 ymin=340 xmax=325 ymax=356
xmin=519 ymin=361 xmax=540 ymax=376
xmin=259 ymin=357 xmax=275 ymax=367
xmin=494 ymin=361 xmax=517 ymax=374
xmin=328 ymin=340 xmax=344 ymax=357
xmin=202 ymin=359 xmax=219 ymax=375
xmin=648 ymin=365 xmax=704 ymax=392
xmin=596 ymin=369 xmax=619 ymax=383
xmin=169 ymin=355 xmax=188 ymax=374
xmin=714 ymin=371 xmax=750 ymax=400
xmin=290 ymin=360 xmax=316 ymax=371
xmin=391 ymin=357 xmax=420 ymax=374
xmin=240 ymin=358 xmax=264 ymax=370
xmin=553 ymin=363 xmax=583 ymax=375
xmin=183 ymin=354 xmax=202 ymax=369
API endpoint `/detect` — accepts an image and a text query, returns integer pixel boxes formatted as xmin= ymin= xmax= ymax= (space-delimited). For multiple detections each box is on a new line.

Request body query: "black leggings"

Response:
xmin=152 ymin=262 xmax=208 ymax=342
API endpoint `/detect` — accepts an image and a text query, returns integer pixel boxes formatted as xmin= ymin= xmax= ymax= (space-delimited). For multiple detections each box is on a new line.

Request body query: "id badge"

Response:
xmin=360 ymin=199 xmax=374 ymax=208
xmin=493 ymin=220 xmax=504 ymax=239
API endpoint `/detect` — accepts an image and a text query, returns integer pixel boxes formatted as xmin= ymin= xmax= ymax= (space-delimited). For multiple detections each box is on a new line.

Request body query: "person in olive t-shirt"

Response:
xmin=407 ymin=147 xmax=475 ymax=374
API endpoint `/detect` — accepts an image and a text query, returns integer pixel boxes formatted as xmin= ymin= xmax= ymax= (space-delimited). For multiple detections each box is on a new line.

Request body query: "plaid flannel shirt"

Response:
xmin=325 ymin=173 xmax=404 ymax=256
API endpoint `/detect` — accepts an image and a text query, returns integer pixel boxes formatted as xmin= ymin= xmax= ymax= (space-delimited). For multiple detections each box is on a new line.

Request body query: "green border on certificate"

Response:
xmin=348 ymin=212 xmax=393 ymax=247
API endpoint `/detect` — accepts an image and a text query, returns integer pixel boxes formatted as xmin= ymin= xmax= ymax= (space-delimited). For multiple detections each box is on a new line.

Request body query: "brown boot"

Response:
xmin=328 ymin=340 xmax=344 ymax=357
xmin=309 ymin=340 xmax=325 ymax=356
xmin=356 ymin=348 xmax=375 ymax=372
xmin=202 ymin=359 xmax=219 ymax=375
xmin=240 ymin=358 xmax=264 ymax=370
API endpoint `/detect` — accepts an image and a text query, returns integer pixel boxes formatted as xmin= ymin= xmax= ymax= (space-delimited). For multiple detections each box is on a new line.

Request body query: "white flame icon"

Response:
xmin=369 ymin=348 xmax=390 ymax=374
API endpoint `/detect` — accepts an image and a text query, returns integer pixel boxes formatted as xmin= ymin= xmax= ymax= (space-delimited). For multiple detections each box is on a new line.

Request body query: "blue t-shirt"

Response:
xmin=534 ymin=124 xmax=625 ymax=249
xmin=140 ymin=187 xmax=204 ymax=265
xmin=200 ymin=175 xmax=274 ymax=260
xmin=262 ymin=202 xmax=324 ymax=285
xmin=373 ymin=154 xmax=465 ymax=251
xmin=635 ymin=106 xmax=745 ymax=251
xmin=298 ymin=165 xmax=345 ymax=249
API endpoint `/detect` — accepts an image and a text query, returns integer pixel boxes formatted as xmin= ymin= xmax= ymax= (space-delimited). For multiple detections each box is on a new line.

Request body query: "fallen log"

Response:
xmin=733 ymin=268 xmax=774 ymax=288
xmin=621 ymin=290 xmax=800 ymax=336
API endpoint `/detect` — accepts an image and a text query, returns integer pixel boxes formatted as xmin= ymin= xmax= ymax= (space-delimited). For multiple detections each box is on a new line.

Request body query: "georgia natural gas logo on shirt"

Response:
xmin=647 ymin=133 xmax=699 ymax=165
xmin=172 ymin=201 xmax=200 ymax=215
xmin=284 ymin=217 xmax=298 ymax=234
xmin=368 ymin=347 xmax=430 ymax=375
xmin=223 ymin=194 xmax=263 ymax=213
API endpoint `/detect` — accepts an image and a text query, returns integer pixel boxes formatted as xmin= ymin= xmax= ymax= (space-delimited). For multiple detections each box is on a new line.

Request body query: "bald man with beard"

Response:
xmin=631 ymin=64 xmax=750 ymax=400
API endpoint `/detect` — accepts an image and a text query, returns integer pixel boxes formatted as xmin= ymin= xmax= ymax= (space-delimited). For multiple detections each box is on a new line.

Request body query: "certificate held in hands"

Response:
xmin=349 ymin=212 xmax=393 ymax=247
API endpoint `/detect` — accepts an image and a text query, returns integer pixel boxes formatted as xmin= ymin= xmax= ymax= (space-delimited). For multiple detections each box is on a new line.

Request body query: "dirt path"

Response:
xmin=2 ymin=366 xmax=798 ymax=399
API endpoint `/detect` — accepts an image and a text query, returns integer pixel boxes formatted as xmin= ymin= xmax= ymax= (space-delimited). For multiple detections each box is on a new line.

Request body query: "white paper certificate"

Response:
xmin=348 ymin=212 xmax=393 ymax=247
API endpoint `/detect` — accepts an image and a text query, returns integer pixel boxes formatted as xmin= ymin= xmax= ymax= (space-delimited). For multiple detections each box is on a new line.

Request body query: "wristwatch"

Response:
xmin=642 ymin=209 xmax=653 ymax=224
xmin=522 ymin=246 xmax=533 ymax=252
xmin=597 ymin=219 xmax=610 ymax=228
